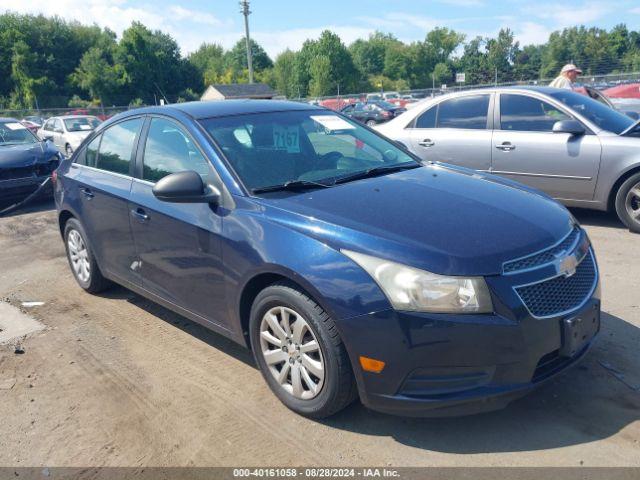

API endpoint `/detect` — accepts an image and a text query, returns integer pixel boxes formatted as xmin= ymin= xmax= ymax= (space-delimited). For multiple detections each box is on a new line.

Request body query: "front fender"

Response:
xmin=221 ymin=200 xmax=391 ymax=340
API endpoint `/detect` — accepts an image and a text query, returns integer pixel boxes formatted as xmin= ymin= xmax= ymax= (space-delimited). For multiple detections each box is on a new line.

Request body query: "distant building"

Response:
xmin=201 ymin=83 xmax=276 ymax=101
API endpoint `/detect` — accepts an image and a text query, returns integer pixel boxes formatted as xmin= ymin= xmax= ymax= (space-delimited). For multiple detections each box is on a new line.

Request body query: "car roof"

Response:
xmin=56 ymin=115 xmax=98 ymax=120
xmin=125 ymin=100 xmax=324 ymax=121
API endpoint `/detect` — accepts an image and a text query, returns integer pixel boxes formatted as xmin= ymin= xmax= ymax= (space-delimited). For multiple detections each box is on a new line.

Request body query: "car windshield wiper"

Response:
xmin=332 ymin=162 xmax=420 ymax=185
xmin=252 ymin=179 xmax=332 ymax=194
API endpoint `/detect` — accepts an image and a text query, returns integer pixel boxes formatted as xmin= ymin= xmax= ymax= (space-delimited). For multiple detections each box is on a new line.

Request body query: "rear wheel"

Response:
xmin=249 ymin=282 xmax=357 ymax=418
xmin=366 ymin=119 xmax=377 ymax=127
xmin=614 ymin=172 xmax=640 ymax=233
xmin=63 ymin=218 xmax=111 ymax=293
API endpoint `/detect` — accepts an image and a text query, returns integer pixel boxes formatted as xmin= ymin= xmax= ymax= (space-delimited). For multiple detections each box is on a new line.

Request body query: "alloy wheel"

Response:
xmin=625 ymin=181 xmax=640 ymax=226
xmin=259 ymin=306 xmax=324 ymax=400
xmin=67 ymin=229 xmax=90 ymax=283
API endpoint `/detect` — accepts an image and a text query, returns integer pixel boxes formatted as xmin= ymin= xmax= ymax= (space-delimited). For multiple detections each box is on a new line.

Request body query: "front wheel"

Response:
xmin=65 ymin=144 xmax=73 ymax=158
xmin=249 ymin=282 xmax=357 ymax=418
xmin=614 ymin=172 xmax=640 ymax=233
xmin=365 ymin=119 xmax=377 ymax=127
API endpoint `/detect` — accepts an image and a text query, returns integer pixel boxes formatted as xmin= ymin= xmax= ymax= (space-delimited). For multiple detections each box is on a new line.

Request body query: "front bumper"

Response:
xmin=338 ymin=284 xmax=600 ymax=417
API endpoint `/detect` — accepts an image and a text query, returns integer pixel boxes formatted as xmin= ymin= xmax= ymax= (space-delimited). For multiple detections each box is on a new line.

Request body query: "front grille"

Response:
xmin=503 ymin=227 xmax=580 ymax=273
xmin=515 ymin=250 xmax=596 ymax=318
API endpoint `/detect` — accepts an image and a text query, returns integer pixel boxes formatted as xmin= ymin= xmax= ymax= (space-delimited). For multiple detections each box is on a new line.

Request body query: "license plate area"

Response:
xmin=560 ymin=307 xmax=600 ymax=357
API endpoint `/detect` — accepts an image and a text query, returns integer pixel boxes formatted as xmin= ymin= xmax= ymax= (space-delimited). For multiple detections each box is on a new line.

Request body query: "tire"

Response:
xmin=65 ymin=144 xmax=73 ymax=158
xmin=614 ymin=172 xmax=640 ymax=233
xmin=63 ymin=218 xmax=111 ymax=293
xmin=249 ymin=282 xmax=357 ymax=418
xmin=365 ymin=119 xmax=377 ymax=127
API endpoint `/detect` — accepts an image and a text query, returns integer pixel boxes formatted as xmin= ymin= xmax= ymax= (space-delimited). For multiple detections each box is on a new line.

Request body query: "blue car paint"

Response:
xmin=0 ymin=128 xmax=61 ymax=199
xmin=55 ymin=101 xmax=600 ymax=416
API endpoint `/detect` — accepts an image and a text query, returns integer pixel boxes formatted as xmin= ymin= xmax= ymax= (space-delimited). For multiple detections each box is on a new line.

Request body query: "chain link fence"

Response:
xmin=2 ymin=72 xmax=639 ymax=120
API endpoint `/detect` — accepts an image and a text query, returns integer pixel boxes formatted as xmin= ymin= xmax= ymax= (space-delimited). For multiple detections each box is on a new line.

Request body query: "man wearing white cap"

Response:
xmin=549 ymin=64 xmax=583 ymax=90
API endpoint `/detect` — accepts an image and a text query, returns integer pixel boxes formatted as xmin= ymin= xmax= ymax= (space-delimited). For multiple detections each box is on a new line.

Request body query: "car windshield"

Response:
xmin=549 ymin=90 xmax=635 ymax=134
xmin=200 ymin=110 xmax=418 ymax=192
xmin=64 ymin=117 xmax=99 ymax=132
xmin=374 ymin=101 xmax=397 ymax=109
xmin=0 ymin=121 xmax=38 ymax=146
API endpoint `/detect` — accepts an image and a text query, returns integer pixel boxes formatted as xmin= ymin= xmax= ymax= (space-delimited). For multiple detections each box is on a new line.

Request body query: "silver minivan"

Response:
xmin=376 ymin=86 xmax=640 ymax=232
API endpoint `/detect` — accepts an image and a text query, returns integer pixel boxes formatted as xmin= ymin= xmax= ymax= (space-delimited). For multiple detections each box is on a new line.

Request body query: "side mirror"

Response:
xmin=552 ymin=120 xmax=585 ymax=136
xmin=152 ymin=170 xmax=220 ymax=204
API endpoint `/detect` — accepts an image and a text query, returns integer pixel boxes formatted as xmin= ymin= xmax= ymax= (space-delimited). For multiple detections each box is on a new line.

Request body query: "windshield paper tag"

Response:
xmin=79 ymin=125 xmax=92 ymax=130
xmin=5 ymin=122 xmax=26 ymax=130
xmin=273 ymin=125 xmax=300 ymax=153
xmin=311 ymin=115 xmax=355 ymax=131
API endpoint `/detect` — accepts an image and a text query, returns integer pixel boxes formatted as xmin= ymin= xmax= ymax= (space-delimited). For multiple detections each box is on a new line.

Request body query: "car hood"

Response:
xmin=256 ymin=164 xmax=573 ymax=276
xmin=66 ymin=131 xmax=92 ymax=143
xmin=0 ymin=141 xmax=57 ymax=169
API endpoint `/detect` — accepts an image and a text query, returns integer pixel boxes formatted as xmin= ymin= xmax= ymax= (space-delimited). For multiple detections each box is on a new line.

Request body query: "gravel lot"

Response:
xmin=0 ymin=201 xmax=638 ymax=467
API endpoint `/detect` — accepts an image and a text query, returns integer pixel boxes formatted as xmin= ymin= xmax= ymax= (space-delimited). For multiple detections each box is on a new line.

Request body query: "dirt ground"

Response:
xmin=0 ymin=201 xmax=638 ymax=467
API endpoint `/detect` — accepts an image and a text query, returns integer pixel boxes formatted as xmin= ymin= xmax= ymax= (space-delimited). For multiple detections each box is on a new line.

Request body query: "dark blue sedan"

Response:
xmin=54 ymin=101 xmax=600 ymax=418
xmin=1 ymin=118 xmax=61 ymax=202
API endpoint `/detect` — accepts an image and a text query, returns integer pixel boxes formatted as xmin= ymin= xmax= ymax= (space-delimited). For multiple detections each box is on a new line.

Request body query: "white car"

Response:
xmin=37 ymin=115 xmax=100 ymax=157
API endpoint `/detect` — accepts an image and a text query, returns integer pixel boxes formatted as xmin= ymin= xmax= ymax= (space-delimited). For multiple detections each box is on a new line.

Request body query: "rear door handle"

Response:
xmin=131 ymin=208 xmax=149 ymax=222
xmin=79 ymin=187 xmax=94 ymax=199
xmin=418 ymin=139 xmax=435 ymax=147
xmin=495 ymin=142 xmax=516 ymax=151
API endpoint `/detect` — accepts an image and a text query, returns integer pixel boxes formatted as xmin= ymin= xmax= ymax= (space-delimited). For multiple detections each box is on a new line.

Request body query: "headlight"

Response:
xmin=342 ymin=250 xmax=493 ymax=313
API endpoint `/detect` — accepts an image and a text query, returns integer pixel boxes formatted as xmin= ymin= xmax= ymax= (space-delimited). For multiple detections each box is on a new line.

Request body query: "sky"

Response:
xmin=3 ymin=0 xmax=640 ymax=58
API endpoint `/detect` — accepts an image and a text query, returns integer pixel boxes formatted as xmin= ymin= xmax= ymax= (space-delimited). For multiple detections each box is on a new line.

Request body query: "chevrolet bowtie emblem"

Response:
xmin=556 ymin=252 xmax=578 ymax=278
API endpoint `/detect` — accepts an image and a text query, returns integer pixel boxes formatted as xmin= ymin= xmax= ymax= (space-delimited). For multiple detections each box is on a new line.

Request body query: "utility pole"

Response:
xmin=239 ymin=0 xmax=254 ymax=84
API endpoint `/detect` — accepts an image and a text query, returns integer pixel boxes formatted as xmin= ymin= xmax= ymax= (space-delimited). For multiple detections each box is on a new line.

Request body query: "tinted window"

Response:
xmin=96 ymin=118 xmax=142 ymax=175
xmin=549 ymin=90 xmax=635 ymax=134
xmin=415 ymin=106 xmax=436 ymax=128
xmin=437 ymin=95 xmax=490 ymax=129
xmin=84 ymin=135 xmax=101 ymax=167
xmin=200 ymin=111 xmax=416 ymax=191
xmin=142 ymin=118 xmax=211 ymax=183
xmin=43 ymin=119 xmax=54 ymax=131
xmin=500 ymin=94 xmax=572 ymax=132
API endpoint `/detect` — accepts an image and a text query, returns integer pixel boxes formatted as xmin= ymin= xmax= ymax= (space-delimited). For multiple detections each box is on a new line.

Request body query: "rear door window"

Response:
xmin=436 ymin=95 xmax=490 ymax=129
xmin=95 ymin=118 xmax=143 ymax=176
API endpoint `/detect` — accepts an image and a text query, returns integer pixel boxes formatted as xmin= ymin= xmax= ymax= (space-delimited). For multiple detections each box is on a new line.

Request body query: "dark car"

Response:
xmin=340 ymin=101 xmax=406 ymax=126
xmin=0 ymin=118 xmax=62 ymax=202
xmin=54 ymin=101 xmax=600 ymax=418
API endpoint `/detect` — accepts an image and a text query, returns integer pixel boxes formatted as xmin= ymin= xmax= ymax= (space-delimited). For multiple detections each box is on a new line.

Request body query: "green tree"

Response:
xmin=72 ymin=47 xmax=123 ymax=103
xmin=273 ymin=49 xmax=299 ymax=97
xmin=188 ymin=43 xmax=225 ymax=85
xmin=309 ymin=55 xmax=332 ymax=97
xmin=225 ymin=38 xmax=273 ymax=73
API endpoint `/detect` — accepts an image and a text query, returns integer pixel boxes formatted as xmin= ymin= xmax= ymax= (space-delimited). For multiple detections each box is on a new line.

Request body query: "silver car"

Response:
xmin=376 ymin=86 xmax=640 ymax=232
xmin=37 ymin=115 xmax=100 ymax=157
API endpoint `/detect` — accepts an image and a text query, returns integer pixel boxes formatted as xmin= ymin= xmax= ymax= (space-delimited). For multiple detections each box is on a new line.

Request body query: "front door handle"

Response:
xmin=79 ymin=187 xmax=94 ymax=199
xmin=418 ymin=139 xmax=435 ymax=147
xmin=131 ymin=208 xmax=149 ymax=222
xmin=495 ymin=142 xmax=516 ymax=151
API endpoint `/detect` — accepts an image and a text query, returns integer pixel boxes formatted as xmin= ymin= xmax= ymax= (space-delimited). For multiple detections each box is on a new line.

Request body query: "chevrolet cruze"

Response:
xmin=54 ymin=101 xmax=600 ymax=418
